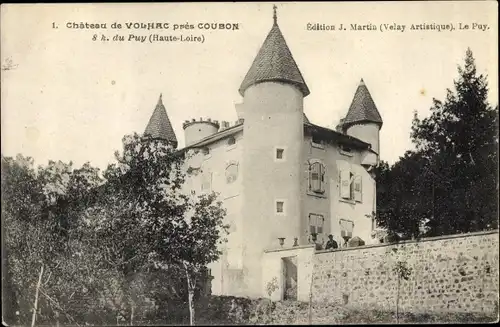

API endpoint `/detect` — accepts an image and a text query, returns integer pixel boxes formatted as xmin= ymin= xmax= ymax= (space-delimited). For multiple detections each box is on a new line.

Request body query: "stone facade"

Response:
xmin=311 ymin=230 xmax=499 ymax=314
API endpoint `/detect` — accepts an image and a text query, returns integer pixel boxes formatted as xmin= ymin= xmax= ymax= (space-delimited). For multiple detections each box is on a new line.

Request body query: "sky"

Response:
xmin=1 ymin=2 xmax=498 ymax=170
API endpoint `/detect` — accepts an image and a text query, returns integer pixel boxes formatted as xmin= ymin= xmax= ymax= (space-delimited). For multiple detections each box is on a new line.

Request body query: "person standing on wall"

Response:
xmin=325 ymin=234 xmax=338 ymax=250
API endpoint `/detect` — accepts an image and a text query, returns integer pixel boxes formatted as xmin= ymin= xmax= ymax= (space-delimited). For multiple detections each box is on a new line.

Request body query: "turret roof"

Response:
xmin=238 ymin=6 xmax=310 ymax=97
xmin=343 ymin=79 xmax=383 ymax=128
xmin=144 ymin=94 xmax=178 ymax=147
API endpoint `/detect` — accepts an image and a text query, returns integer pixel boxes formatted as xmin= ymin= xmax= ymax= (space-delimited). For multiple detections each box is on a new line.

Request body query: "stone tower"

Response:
xmin=342 ymin=79 xmax=383 ymax=155
xmin=238 ymin=6 xmax=310 ymax=297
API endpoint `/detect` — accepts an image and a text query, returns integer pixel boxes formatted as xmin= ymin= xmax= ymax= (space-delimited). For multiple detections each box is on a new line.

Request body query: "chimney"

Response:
xmin=336 ymin=118 xmax=345 ymax=133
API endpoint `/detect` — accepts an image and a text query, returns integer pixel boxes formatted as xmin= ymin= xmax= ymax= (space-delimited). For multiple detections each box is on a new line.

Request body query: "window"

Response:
xmin=309 ymin=161 xmax=326 ymax=194
xmin=341 ymin=145 xmax=352 ymax=152
xmin=274 ymin=147 xmax=287 ymax=162
xmin=308 ymin=214 xmax=325 ymax=236
xmin=339 ymin=219 xmax=354 ymax=240
xmin=353 ymin=175 xmax=362 ymax=202
xmin=339 ymin=166 xmax=362 ymax=202
xmin=311 ymin=134 xmax=324 ymax=149
xmin=201 ymin=171 xmax=212 ymax=192
xmin=276 ymin=148 xmax=284 ymax=160
xmin=225 ymin=163 xmax=238 ymax=184
xmin=202 ymin=147 xmax=210 ymax=156
xmin=227 ymin=137 xmax=236 ymax=146
xmin=276 ymin=201 xmax=284 ymax=213
xmin=339 ymin=144 xmax=353 ymax=157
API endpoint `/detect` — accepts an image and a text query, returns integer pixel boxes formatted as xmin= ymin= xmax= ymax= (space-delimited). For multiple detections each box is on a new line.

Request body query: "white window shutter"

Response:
xmin=354 ymin=175 xmax=362 ymax=202
xmin=318 ymin=216 xmax=324 ymax=234
xmin=319 ymin=164 xmax=326 ymax=193
xmin=340 ymin=168 xmax=351 ymax=199
xmin=340 ymin=219 xmax=354 ymax=238
xmin=310 ymin=163 xmax=321 ymax=192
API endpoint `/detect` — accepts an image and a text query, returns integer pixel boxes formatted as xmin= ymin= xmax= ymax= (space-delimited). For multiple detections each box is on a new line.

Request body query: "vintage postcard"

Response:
xmin=1 ymin=2 xmax=498 ymax=326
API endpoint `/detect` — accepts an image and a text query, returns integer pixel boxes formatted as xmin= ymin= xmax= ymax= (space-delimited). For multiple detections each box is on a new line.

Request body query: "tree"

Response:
xmin=3 ymin=133 xmax=229 ymax=326
xmin=392 ymin=254 xmax=412 ymax=324
xmin=377 ymin=48 xmax=498 ymax=238
xmin=375 ymin=153 xmax=435 ymax=240
xmin=2 ymin=156 xmax=104 ymax=326
xmin=91 ymin=134 xmax=229 ymax=326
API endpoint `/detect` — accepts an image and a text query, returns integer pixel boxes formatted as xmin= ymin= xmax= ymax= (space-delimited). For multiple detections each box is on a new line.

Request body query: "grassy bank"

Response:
xmin=166 ymin=296 xmax=499 ymax=325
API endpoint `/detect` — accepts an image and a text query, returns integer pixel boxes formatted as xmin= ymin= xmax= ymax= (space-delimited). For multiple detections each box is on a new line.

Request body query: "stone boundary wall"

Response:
xmin=311 ymin=230 xmax=499 ymax=314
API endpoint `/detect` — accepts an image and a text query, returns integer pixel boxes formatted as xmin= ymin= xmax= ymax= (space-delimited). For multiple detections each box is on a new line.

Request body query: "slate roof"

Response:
xmin=303 ymin=113 xmax=310 ymax=123
xmin=144 ymin=94 xmax=178 ymax=147
xmin=343 ymin=79 xmax=383 ymax=128
xmin=238 ymin=11 xmax=310 ymax=97
xmin=179 ymin=121 xmax=370 ymax=153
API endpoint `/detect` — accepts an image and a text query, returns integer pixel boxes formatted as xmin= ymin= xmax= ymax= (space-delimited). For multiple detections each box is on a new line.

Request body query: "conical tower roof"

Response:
xmin=239 ymin=6 xmax=310 ymax=97
xmin=343 ymin=79 xmax=383 ymax=128
xmin=144 ymin=94 xmax=178 ymax=147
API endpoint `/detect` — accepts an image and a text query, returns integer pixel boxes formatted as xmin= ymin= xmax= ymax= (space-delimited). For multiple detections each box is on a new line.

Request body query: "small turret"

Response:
xmin=342 ymin=79 xmax=383 ymax=154
xmin=238 ymin=5 xmax=310 ymax=98
xmin=144 ymin=94 xmax=178 ymax=148
xmin=183 ymin=117 xmax=220 ymax=146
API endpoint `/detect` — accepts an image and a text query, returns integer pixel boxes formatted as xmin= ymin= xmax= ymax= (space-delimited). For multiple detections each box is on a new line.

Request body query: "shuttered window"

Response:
xmin=339 ymin=166 xmax=362 ymax=201
xmin=339 ymin=168 xmax=352 ymax=199
xmin=340 ymin=219 xmax=354 ymax=239
xmin=309 ymin=214 xmax=324 ymax=236
xmin=309 ymin=161 xmax=325 ymax=194
xmin=353 ymin=175 xmax=362 ymax=202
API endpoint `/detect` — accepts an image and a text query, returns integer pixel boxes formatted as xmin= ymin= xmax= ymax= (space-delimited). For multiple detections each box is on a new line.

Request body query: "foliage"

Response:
xmin=171 ymin=296 xmax=498 ymax=325
xmin=2 ymin=156 xmax=103 ymax=325
xmin=393 ymin=260 xmax=412 ymax=281
xmin=391 ymin=247 xmax=414 ymax=324
xmin=376 ymin=48 xmax=498 ymax=238
xmin=2 ymin=133 xmax=228 ymax=326
xmin=266 ymin=277 xmax=279 ymax=297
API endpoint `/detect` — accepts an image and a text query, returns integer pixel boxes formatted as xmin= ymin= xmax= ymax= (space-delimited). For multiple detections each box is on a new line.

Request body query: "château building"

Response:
xmin=143 ymin=7 xmax=383 ymax=299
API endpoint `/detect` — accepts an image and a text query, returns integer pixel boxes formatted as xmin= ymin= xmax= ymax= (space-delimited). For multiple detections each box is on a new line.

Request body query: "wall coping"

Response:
xmin=264 ymin=244 xmax=316 ymax=254
xmin=315 ymin=229 xmax=499 ymax=255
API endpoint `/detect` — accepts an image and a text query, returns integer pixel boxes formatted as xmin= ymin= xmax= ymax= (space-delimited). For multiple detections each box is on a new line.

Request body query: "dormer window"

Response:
xmin=339 ymin=144 xmax=353 ymax=157
xmin=311 ymin=133 xmax=324 ymax=149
